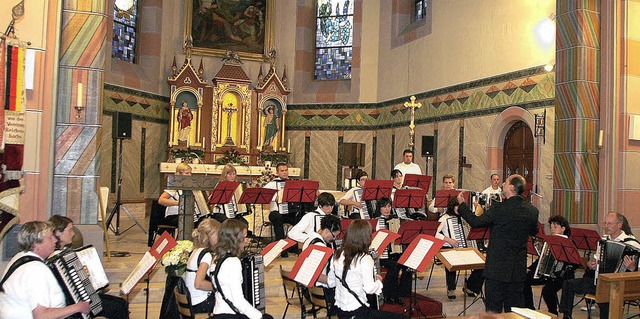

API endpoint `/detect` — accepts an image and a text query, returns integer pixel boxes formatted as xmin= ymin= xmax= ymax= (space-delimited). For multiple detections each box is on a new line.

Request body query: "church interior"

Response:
xmin=1 ymin=0 xmax=640 ymax=318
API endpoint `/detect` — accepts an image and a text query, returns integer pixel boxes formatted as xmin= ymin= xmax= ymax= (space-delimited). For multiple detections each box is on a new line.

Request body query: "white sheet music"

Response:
xmin=404 ymin=238 xmax=434 ymax=270
xmin=75 ymin=246 xmax=109 ymax=290
xmin=263 ymin=240 xmax=290 ymax=267
xmin=120 ymin=251 xmax=156 ymax=295
xmin=370 ymin=232 xmax=389 ymax=252
xmin=293 ymin=249 xmax=325 ymax=286
xmin=511 ymin=307 xmax=551 ymax=319
xmin=440 ymin=250 xmax=484 ymax=266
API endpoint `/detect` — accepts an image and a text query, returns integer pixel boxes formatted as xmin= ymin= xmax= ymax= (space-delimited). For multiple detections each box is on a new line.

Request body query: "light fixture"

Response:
xmin=544 ymin=59 xmax=555 ymax=72
xmin=115 ymin=0 xmax=135 ymax=11
xmin=75 ymin=83 xmax=84 ymax=120
xmin=535 ymin=13 xmax=556 ymax=49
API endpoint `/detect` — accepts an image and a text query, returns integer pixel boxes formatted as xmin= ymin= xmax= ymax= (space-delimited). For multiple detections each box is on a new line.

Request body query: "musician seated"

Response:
xmin=436 ymin=197 xmax=484 ymax=300
xmin=523 ymin=215 xmax=574 ymax=315
xmin=210 ymin=164 xmax=250 ymax=229
xmin=390 ymin=169 xmax=428 ymax=220
xmin=339 ymin=171 xmax=375 ymax=219
xmin=158 ymin=163 xmax=201 ymax=227
xmin=183 ymin=218 xmax=220 ymax=314
xmin=209 ymin=219 xmax=273 ymax=319
xmin=288 ymin=192 xmax=336 ymax=244
xmin=0 ymin=221 xmax=91 ymax=319
xmin=327 ymin=220 xmax=405 ymax=319
xmin=49 ymin=215 xmax=129 ymax=319
xmin=265 ymin=163 xmax=298 ymax=257
xmin=428 ymin=173 xmax=456 ymax=219
xmin=376 ymin=198 xmax=412 ymax=305
xmin=559 ymin=212 xmax=640 ymax=319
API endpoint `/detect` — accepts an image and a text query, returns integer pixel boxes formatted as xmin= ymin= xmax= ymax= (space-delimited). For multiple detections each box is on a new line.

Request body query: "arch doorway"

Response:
xmin=503 ymin=121 xmax=534 ymax=186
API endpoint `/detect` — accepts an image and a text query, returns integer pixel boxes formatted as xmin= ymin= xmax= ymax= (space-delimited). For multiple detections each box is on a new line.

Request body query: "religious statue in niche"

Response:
xmin=262 ymin=100 xmax=281 ymax=147
xmin=177 ymin=101 xmax=194 ymax=142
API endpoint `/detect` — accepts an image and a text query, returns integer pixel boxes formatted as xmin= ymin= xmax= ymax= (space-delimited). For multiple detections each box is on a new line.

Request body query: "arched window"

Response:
xmin=112 ymin=0 xmax=138 ymax=63
xmin=315 ymin=0 xmax=354 ymax=80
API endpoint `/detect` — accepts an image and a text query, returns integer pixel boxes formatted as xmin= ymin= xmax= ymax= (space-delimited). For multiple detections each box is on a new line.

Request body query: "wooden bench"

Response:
xmin=595 ymin=272 xmax=640 ymax=319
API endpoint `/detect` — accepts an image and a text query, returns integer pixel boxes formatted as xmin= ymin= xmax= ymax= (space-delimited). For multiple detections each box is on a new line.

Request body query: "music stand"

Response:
xmin=208 ymin=181 xmax=241 ymax=217
xmin=434 ymin=189 xmax=468 ymax=208
xmin=571 ymin=228 xmax=601 ymax=256
xmin=393 ymin=188 xmax=427 ymax=209
xmin=238 ymin=187 xmax=278 ymax=248
xmin=361 ymin=180 xmax=394 ymax=201
xmin=542 ymin=235 xmax=584 ymax=268
xmin=528 ymin=222 xmax=546 ymax=256
xmin=337 ymin=219 xmax=378 ymax=240
xmin=402 ymin=174 xmax=432 ymax=191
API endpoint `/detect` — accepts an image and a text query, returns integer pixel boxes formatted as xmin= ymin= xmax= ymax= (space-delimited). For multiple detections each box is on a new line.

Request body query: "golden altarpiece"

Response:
xmin=165 ymin=48 xmax=292 ymax=174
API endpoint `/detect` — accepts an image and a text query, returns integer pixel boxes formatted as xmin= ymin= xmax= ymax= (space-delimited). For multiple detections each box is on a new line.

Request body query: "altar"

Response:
xmin=159 ymin=162 xmax=300 ymax=178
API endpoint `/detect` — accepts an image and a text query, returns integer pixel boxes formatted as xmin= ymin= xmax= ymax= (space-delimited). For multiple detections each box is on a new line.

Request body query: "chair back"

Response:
xmin=280 ymin=265 xmax=298 ymax=297
xmin=174 ymin=277 xmax=196 ymax=319
xmin=309 ymin=286 xmax=329 ymax=310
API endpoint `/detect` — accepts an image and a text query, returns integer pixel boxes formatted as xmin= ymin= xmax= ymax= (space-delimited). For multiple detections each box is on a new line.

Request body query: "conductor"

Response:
xmin=456 ymin=174 xmax=539 ymax=313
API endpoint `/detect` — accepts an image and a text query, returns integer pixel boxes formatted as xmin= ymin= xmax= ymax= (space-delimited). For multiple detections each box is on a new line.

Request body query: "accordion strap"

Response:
xmin=0 ymin=255 xmax=42 ymax=292
xmin=213 ymin=254 xmax=242 ymax=315
xmin=334 ymin=266 xmax=368 ymax=308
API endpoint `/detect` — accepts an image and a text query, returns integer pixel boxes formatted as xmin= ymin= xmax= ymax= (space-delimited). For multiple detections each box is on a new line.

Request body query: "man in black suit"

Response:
xmin=456 ymin=174 xmax=539 ymax=313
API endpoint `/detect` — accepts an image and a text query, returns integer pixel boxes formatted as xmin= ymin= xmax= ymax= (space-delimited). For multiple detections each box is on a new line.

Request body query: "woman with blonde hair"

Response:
xmin=159 ymin=163 xmax=201 ymax=226
xmin=212 ymin=164 xmax=250 ymax=228
xmin=327 ymin=220 xmax=404 ymax=319
xmin=209 ymin=219 xmax=272 ymax=319
xmin=183 ymin=218 xmax=220 ymax=314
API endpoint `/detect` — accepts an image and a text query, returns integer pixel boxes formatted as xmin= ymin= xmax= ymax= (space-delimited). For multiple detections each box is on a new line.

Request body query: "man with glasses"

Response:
xmin=289 ymin=192 xmax=337 ymax=245
xmin=558 ymin=212 xmax=640 ymax=319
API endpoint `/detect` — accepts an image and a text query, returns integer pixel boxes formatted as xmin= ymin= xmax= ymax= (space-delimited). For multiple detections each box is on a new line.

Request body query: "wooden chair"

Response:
xmin=308 ymin=286 xmax=332 ymax=319
xmin=280 ymin=265 xmax=312 ymax=319
xmin=148 ymin=199 xmax=177 ymax=246
xmin=173 ymin=277 xmax=209 ymax=319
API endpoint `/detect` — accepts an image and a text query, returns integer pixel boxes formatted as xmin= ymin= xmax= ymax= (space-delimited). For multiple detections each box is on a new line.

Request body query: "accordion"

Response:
xmin=240 ymin=254 xmax=266 ymax=313
xmin=596 ymin=239 xmax=640 ymax=283
xmin=445 ymin=216 xmax=477 ymax=249
xmin=533 ymin=241 xmax=571 ymax=279
xmin=47 ymin=246 xmax=107 ymax=319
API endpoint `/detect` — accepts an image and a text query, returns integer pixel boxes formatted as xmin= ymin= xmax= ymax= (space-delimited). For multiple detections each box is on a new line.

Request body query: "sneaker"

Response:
xmin=447 ymin=290 xmax=456 ymax=299
xmin=462 ymin=286 xmax=477 ymax=298
xmin=580 ymin=304 xmax=596 ymax=311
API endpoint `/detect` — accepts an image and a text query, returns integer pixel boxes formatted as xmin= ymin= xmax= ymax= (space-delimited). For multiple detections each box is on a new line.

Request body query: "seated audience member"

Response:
xmin=158 ymin=163 xmax=201 ymax=226
xmin=289 ymin=192 xmax=336 ymax=244
xmin=49 ymin=215 xmax=130 ymax=319
xmin=375 ymin=197 xmax=412 ymax=304
xmin=0 ymin=221 xmax=91 ymax=319
xmin=209 ymin=219 xmax=274 ymax=319
xmin=436 ymin=197 xmax=483 ymax=300
xmin=183 ymin=218 xmax=220 ymax=314
xmin=523 ymin=215 xmax=574 ymax=315
xmin=559 ymin=212 xmax=640 ymax=319
xmin=327 ymin=220 xmax=405 ymax=319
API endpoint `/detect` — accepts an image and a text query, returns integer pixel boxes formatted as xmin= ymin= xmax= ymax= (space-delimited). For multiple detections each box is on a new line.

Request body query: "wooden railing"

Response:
xmin=595 ymin=272 xmax=640 ymax=319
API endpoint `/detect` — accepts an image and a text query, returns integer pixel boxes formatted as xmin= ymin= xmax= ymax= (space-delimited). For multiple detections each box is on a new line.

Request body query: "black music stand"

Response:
xmin=393 ymin=188 xmax=427 ymax=219
xmin=361 ymin=180 xmax=394 ymax=201
xmin=238 ymin=187 xmax=278 ymax=248
xmin=434 ymin=189 xmax=469 ymax=208
xmin=543 ymin=235 xmax=584 ymax=268
xmin=528 ymin=222 xmax=546 ymax=257
xmin=571 ymin=228 xmax=601 ymax=257
xmin=283 ymin=180 xmax=319 ymax=220
xmin=208 ymin=181 xmax=241 ymax=217
xmin=402 ymin=174 xmax=432 ymax=191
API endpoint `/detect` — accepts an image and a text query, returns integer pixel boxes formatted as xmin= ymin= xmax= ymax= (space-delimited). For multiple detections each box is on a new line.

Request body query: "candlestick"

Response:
xmin=288 ymin=138 xmax=291 ymax=151
xmin=77 ymin=83 xmax=83 ymax=106
xmin=202 ymin=137 xmax=205 ymax=149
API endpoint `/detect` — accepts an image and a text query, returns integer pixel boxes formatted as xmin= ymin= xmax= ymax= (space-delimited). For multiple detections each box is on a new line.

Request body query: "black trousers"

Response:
xmin=97 ymin=293 xmax=129 ymax=319
xmin=484 ymin=278 xmax=525 ymax=313
xmin=559 ymin=277 xmax=596 ymax=318
xmin=380 ymin=256 xmax=412 ymax=297
xmin=445 ymin=268 xmax=484 ymax=293
xmin=523 ymin=269 xmax=574 ymax=314
xmin=193 ymin=293 xmax=215 ymax=314
xmin=268 ymin=211 xmax=298 ymax=240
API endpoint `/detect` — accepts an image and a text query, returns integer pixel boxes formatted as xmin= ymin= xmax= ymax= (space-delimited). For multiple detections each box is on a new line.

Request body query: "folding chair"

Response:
xmin=280 ymin=265 xmax=312 ymax=319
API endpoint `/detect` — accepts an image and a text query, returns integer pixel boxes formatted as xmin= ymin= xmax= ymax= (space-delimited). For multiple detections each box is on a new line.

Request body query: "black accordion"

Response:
xmin=596 ymin=239 xmax=640 ymax=280
xmin=240 ymin=254 xmax=266 ymax=313
xmin=46 ymin=247 xmax=104 ymax=319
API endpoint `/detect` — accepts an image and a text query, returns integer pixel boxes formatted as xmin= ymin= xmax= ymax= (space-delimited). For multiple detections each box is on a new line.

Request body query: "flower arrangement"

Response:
xmin=161 ymin=240 xmax=194 ymax=276
xmin=215 ymin=149 xmax=247 ymax=165
xmin=170 ymin=147 xmax=205 ymax=163
xmin=250 ymin=168 xmax=276 ymax=188
xmin=257 ymin=151 xmax=289 ymax=165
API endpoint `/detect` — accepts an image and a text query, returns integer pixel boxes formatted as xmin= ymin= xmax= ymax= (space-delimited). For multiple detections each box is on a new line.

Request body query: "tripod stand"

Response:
xmin=106 ymin=138 xmax=147 ymax=235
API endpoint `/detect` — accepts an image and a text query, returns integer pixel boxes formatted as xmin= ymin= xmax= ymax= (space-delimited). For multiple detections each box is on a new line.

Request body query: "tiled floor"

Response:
xmin=100 ymin=213 xmax=633 ymax=319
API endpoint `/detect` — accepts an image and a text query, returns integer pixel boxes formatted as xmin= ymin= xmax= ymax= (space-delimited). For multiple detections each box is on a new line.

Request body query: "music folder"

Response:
xmin=289 ymin=244 xmax=334 ymax=287
xmin=402 ymin=174 xmax=433 ymax=191
xmin=361 ymin=180 xmax=394 ymax=201
xmin=238 ymin=187 xmax=278 ymax=205
xmin=570 ymin=227 xmax=601 ymax=251
xmin=437 ymin=247 xmax=486 ymax=272
xmin=398 ymin=234 xmax=445 ymax=272
xmin=283 ymin=180 xmax=319 ymax=203
xmin=208 ymin=181 xmax=241 ymax=205
xmin=393 ymin=188 xmax=428 ymax=209
xmin=260 ymin=238 xmax=297 ymax=267
xmin=120 ymin=231 xmax=177 ymax=295
xmin=541 ymin=235 xmax=584 ymax=267
xmin=434 ymin=189 xmax=469 ymax=208
xmin=370 ymin=229 xmax=401 ymax=256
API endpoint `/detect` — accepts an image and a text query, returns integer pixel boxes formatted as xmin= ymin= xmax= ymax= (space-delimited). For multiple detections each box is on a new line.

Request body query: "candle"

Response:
xmin=288 ymin=138 xmax=291 ymax=151
xmin=187 ymin=138 xmax=189 ymax=148
xmin=76 ymin=83 xmax=83 ymax=106
xmin=202 ymin=137 xmax=205 ymax=149
xmin=598 ymin=130 xmax=604 ymax=148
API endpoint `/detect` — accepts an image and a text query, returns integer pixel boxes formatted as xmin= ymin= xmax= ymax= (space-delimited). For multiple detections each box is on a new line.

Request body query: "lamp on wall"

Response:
xmin=74 ymin=83 xmax=84 ymax=120
xmin=534 ymin=110 xmax=546 ymax=144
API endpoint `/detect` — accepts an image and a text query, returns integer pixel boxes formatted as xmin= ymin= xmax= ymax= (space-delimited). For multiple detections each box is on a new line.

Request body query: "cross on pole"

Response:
xmin=404 ymin=95 xmax=422 ymax=149
xmin=222 ymin=103 xmax=238 ymax=146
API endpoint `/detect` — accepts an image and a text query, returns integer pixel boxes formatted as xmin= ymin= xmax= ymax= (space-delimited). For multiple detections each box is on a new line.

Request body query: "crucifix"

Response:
xmin=222 ymin=102 xmax=237 ymax=146
xmin=404 ymin=95 xmax=422 ymax=150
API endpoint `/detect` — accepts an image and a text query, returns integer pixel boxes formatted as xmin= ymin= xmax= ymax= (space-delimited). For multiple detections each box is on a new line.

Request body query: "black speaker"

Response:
xmin=112 ymin=112 xmax=132 ymax=139
xmin=421 ymin=136 xmax=435 ymax=157
xmin=341 ymin=143 xmax=365 ymax=167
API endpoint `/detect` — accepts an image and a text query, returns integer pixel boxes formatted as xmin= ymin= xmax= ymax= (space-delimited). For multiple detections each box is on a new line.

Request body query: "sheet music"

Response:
xmin=263 ymin=239 xmax=290 ymax=267
xmin=120 ymin=251 xmax=156 ymax=295
xmin=370 ymin=231 xmax=389 ymax=252
xmin=404 ymin=238 xmax=434 ymax=270
xmin=440 ymin=250 xmax=484 ymax=266
xmin=75 ymin=246 xmax=109 ymax=290
xmin=293 ymin=249 xmax=325 ymax=286
xmin=511 ymin=307 xmax=551 ymax=319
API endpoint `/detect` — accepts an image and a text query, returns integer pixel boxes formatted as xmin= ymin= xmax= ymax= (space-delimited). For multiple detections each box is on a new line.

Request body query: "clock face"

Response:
xmin=115 ymin=0 xmax=134 ymax=11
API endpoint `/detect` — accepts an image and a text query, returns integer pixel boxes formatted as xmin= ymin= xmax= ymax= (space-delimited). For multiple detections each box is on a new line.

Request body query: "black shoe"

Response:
xmin=394 ymin=297 xmax=404 ymax=306
xmin=462 ymin=286 xmax=477 ymax=297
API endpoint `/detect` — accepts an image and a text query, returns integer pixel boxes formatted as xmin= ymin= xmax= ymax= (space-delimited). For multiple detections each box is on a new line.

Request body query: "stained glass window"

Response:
xmin=112 ymin=0 xmax=138 ymax=63
xmin=315 ymin=0 xmax=354 ymax=80
xmin=415 ymin=0 xmax=428 ymax=21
